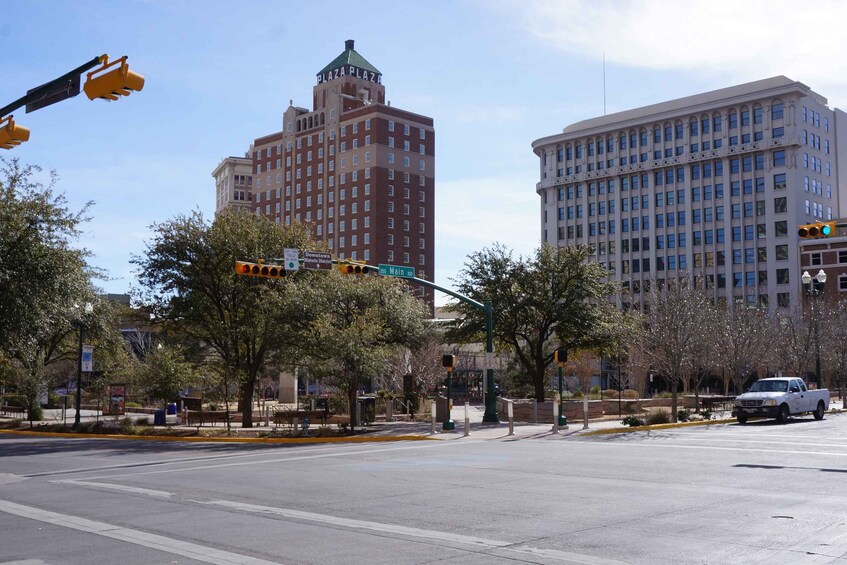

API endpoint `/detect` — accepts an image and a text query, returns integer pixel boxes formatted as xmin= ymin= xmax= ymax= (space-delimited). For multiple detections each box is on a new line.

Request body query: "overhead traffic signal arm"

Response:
xmin=0 ymin=54 xmax=145 ymax=150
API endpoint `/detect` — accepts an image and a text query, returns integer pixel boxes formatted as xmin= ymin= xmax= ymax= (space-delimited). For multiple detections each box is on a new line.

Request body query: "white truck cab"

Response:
xmin=732 ymin=377 xmax=829 ymax=424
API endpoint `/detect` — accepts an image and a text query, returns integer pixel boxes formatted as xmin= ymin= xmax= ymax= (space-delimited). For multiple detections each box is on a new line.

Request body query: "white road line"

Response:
xmin=631 ymin=436 xmax=847 ymax=449
xmin=202 ymin=499 xmax=629 ymax=565
xmin=51 ymin=479 xmax=173 ymax=498
xmin=82 ymin=440 xmax=477 ymax=481
xmin=0 ymin=500 xmax=279 ymax=565
xmin=589 ymin=441 xmax=847 ymax=457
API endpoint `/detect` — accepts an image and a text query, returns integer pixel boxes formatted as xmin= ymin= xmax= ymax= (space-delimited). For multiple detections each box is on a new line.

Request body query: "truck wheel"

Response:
xmin=814 ymin=401 xmax=825 ymax=420
xmin=776 ymin=404 xmax=790 ymax=424
xmin=736 ymin=415 xmax=748 ymax=424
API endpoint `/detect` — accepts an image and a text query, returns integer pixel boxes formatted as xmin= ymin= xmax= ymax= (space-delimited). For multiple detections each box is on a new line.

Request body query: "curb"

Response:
xmin=0 ymin=428 xmax=435 ymax=444
xmin=581 ymin=417 xmax=739 ymax=436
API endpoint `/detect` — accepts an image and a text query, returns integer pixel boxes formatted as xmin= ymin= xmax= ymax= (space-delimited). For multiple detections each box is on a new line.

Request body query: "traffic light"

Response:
xmin=83 ymin=55 xmax=145 ymax=101
xmin=442 ymin=355 xmax=456 ymax=371
xmin=555 ymin=348 xmax=568 ymax=365
xmin=798 ymin=221 xmax=837 ymax=239
xmin=0 ymin=115 xmax=30 ymax=150
xmin=234 ymin=260 xmax=287 ymax=280
xmin=337 ymin=260 xmax=370 ymax=275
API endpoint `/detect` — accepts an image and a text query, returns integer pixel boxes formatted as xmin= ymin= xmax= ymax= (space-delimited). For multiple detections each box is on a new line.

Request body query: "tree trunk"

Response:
xmin=533 ymin=367 xmax=546 ymax=402
xmin=348 ymin=383 xmax=358 ymax=429
xmin=671 ymin=377 xmax=679 ymax=423
xmin=239 ymin=376 xmax=255 ymax=428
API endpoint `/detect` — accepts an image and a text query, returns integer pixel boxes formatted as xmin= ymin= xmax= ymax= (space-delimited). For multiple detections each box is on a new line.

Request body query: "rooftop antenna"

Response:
xmin=603 ymin=52 xmax=607 ymax=116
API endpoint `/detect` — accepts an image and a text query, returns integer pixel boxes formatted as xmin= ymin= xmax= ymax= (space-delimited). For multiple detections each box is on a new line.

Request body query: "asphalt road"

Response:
xmin=2 ymin=413 xmax=847 ymax=564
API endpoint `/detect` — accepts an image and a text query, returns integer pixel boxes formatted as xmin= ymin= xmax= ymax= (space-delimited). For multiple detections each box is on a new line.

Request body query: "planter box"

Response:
xmin=497 ymin=398 xmax=602 ymax=423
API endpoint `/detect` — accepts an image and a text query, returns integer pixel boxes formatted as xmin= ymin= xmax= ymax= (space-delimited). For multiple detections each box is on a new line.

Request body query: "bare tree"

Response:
xmin=639 ymin=276 xmax=714 ymax=422
xmin=714 ymin=303 xmax=773 ymax=396
xmin=770 ymin=306 xmax=815 ymax=381
xmin=821 ymin=296 xmax=847 ymax=401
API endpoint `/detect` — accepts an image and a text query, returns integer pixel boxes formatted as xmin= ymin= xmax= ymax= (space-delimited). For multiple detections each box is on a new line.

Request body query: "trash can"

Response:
xmin=357 ymin=397 xmax=375 ymax=424
xmin=166 ymin=403 xmax=177 ymax=415
xmin=154 ymin=410 xmax=166 ymax=426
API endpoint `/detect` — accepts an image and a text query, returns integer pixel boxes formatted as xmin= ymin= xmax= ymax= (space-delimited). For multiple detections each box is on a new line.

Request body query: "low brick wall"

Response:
xmin=601 ymin=399 xmax=643 ymax=414
xmin=497 ymin=398 xmax=603 ymax=423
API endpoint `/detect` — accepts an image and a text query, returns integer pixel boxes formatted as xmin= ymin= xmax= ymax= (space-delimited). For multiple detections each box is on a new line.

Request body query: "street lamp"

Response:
xmin=801 ymin=269 xmax=826 ymax=389
xmin=73 ymin=302 xmax=93 ymax=428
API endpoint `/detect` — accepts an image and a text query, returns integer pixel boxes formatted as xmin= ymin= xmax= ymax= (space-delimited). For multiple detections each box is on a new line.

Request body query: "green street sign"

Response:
xmin=378 ymin=264 xmax=415 ymax=278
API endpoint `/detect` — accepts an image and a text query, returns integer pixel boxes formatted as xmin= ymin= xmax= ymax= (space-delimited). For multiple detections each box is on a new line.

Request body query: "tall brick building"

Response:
xmin=215 ymin=40 xmax=435 ymax=306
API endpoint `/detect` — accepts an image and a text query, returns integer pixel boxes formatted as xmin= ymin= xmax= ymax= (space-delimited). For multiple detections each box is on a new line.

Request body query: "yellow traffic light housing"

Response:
xmin=337 ymin=260 xmax=370 ymax=275
xmin=83 ymin=55 xmax=145 ymax=101
xmin=234 ymin=260 xmax=286 ymax=280
xmin=798 ymin=221 xmax=837 ymax=239
xmin=555 ymin=348 xmax=568 ymax=366
xmin=0 ymin=115 xmax=30 ymax=150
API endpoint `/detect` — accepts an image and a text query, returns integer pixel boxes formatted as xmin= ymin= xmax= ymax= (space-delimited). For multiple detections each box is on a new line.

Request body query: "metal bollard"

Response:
xmin=507 ymin=400 xmax=514 ymax=436
xmin=533 ymin=398 xmax=538 ymax=423
xmin=583 ymin=396 xmax=589 ymax=429
xmin=552 ymin=400 xmax=559 ymax=434
xmin=430 ymin=401 xmax=437 ymax=434
xmin=464 ymin=402 xmax=470 ymax=437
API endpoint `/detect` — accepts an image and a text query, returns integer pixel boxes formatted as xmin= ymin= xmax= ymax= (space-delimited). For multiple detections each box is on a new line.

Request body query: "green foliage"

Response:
xmin=571 ymin=389 xmax=583 ymax=399
xmin=700 ymin=409 xmax=713 ymax=421
xmin=646 ymin=410 xmax=671 ymax=425
xmin=136 ymin=346 xmax=193 ymax=408
xmin=447 ymin=243 xmax=628 ymax=402
xmin=590 ymin=385 xmax=600 ymax=395
xmin=677 ymin=409 xmax=691 ymax=422
xmin=27 ymin=405 xmax=43 ymax=421
xmin=621 ymin=415 xmax=645 ymax=427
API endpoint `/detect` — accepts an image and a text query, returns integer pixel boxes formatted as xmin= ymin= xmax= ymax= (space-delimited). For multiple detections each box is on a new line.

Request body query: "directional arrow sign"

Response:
xmin=283 ymin=248 xmax=299 ymax=271
xmin=378 ymin=264 xmax=415 ymax=278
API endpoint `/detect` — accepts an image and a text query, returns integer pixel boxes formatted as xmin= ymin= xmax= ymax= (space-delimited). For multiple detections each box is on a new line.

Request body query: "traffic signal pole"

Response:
xmin=371 ymin=267 xmax=500 ymax=424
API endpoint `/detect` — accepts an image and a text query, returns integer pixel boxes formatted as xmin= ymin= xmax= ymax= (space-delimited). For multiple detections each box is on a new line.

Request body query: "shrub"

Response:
xmin=646 ymin=409 xmax=671 ymax=425
xmin=621 ymin=415 xmax=645 ymax=427
xmin=208 ymin=403 xmax=219 ymax=411
xmin=47 ymin=393 xmax=61 ymax=408
xmin=126 ymin=401 xmax=142 ymax=408
xmin=571 ymin=390 xmax=583 ymax=399
xmin=602 ymin=389 xmax=620 ymax=398
xmin=700 ymin=409 xmax=713 ymax=421
xmin=677 ymin=409 xmax=690 ymax=422
xmin=27 ymin=405 xmax=43 ymax=421
xmin=135 ymin=416 xmax=150 ymax=426
xmin=590 ymin=386 xmax=601 ymax=395
xmin=622 ymin=389 xmax=640 ymax=399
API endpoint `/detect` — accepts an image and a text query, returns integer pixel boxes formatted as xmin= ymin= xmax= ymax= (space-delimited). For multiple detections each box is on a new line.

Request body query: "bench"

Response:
xmin=185 ymin=410 xmax=231 ymax=426
xmin=273 ymin=410 xmax=332 ymax=429
xmin=0 ymin=405 xmax=26 ymax=418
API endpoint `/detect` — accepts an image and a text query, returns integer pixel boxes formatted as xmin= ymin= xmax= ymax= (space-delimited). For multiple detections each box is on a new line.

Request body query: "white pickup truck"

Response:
xmin=732 ymin=377 xmax=829 ymax=424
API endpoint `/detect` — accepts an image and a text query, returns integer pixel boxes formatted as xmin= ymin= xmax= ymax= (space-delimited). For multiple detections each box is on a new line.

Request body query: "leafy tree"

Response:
xmin=291 ymin=273 xmax=429 ymax=427
xmin=0 ymin=158 xmax=109 ymax=418
xmin=133 ymin=208 xmax=314 ymax=427
xmin=640 ymin=276 xmax=714 ymax=421
xmin=136 ymin=346 xmax=194 ymax=410
xmin=447 ymin=243 xmax=624 ymax=401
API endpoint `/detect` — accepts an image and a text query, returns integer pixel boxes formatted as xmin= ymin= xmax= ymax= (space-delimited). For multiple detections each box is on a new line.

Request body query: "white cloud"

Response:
xmin=433 ymin=174 xmax=540 ymax=304
xmin=513 ymin=0 xmax=847 ymax=106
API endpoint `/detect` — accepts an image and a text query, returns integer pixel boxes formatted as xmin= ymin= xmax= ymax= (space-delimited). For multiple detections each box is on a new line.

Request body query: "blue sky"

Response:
xmin=4 ymin=0 xmax=846 ymax=305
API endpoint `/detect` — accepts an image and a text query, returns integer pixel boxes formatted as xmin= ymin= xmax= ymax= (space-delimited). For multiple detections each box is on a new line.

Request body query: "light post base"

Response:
xmin=442 ymin=420 xmax=455 ymax=431
xmin=558 ymin=415 xmax=568 ymax=427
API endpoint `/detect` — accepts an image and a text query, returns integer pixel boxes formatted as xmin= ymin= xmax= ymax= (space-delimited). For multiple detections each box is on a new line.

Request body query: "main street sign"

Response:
xmin=303 ymin=251 xmax=332 ymax=270
xmin=378 ymin=264 xmax=415 ymax=278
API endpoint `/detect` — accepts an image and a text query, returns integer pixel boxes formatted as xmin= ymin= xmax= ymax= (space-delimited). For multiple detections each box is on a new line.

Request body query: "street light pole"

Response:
xmin=802 ymin=269 xmax=826 ymax=389
xmin=73 ymin=302 xmax=93 ymax=429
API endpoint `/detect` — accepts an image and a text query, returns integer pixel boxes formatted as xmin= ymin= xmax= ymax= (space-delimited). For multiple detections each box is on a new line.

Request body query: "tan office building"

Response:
xmin=533 ymin=76 xmax=847 ymax=311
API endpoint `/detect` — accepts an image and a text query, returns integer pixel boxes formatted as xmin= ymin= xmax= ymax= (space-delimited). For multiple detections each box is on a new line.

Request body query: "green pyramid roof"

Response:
xmin=318 ymin=40 xmax=381 ymax=77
